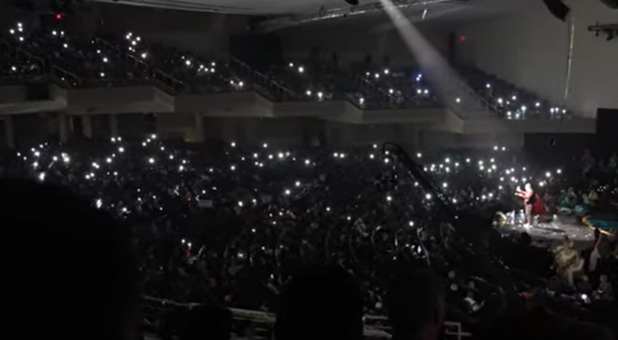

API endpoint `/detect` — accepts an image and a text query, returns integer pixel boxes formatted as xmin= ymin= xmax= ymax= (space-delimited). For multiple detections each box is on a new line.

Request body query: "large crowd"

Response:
xmin=1 ymin=135 xmax=616 ymax=339
xmin=2 ymin=19 xmax=570 ymax=118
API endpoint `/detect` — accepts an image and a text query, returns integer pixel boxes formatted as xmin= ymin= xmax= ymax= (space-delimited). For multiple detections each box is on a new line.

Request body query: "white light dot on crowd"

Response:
xmin=230 ymin=165 xmax=236 ymax=171
xmin=409 ymin=221 xmax=415 ymax=227
xmin=425 ymin=193 xmax=432 ymax=200
xmin=106 ymin=157 xmax=112 ymax=163
xmin=304 ymin=159 xmax=311 ymax=166
xmin=455 ymin=97 xmax=461 ymax=103
xmin=38 ymin=172 xmax=46 ymax=181
xmin=178 ymin=165 xmax=184 ymax=172
xmin=384 ymin=158 xmax=390 ymax=164
xmin=278 ymin=152 xmax=285 ymax=159
xmin=295 ymin=181 xmax=301 ymax=187
xmin=169 ymin=154 xmax=174 ymax=160
xmin=230 ymin=141 xmax=236 ymax=148
xmin=238 ymin=201 xmax=244 ymax=207
xmin=325 ymin=206 xmax=331 ymax=212
xmin=284 ymin=189 xmax=291 ymax=196
xmin=369 ymin=153 xmax=375 ymax=159
xmin=262 ymin=143 xmax=268 ymax=149
xmin=148 ymin=158 xmax=155 ymax=164
xmin=386 ymin=195 xmax=393 ymax=202
xmin=545 ymin=172 xmax=551 ymax=178
xmin=556 ymin=168 xmax=562 ymax=174
xmin=417 ymin=152 xmax=422 ymax=158
xmin=298 ymin=66 xmax=304 ymax=73
xmin=442 ymin=182 xmax=448 ymax=188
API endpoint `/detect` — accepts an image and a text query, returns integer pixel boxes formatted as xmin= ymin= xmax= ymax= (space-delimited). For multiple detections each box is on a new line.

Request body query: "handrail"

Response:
xmin=143 ymin=296 xmax=472 ymax=340
xmin=229 ymin=56 xmax=296 ymax=98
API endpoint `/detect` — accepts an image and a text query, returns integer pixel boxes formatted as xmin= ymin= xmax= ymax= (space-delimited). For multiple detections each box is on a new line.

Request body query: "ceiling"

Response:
xmin=94 ymin=0 xmax=532 ymax=16
xmin=93 ymin=0 xmax=537 ymax=31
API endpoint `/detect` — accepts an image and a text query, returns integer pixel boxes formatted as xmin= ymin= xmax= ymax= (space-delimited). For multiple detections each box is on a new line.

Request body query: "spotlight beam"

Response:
xmin=377 ymin=0 xmax=491 ymax=119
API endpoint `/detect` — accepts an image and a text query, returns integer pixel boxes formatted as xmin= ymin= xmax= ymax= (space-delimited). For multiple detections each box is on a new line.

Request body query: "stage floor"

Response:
xmin=497 ymin=213 xmax=595 ymax=248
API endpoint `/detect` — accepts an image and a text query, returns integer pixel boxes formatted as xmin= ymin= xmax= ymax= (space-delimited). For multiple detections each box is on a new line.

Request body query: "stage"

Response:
xmin=496 ymin=212 xmax=596 ymax=248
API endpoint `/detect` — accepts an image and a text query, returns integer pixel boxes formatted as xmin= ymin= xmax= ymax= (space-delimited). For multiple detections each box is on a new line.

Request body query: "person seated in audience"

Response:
xmin=1 ymin=179 xmax=139 ymax=340
xmin=275 ymin=265 xmax=363 ymax=340
xmin=386 ymin=268 xmax=446 ymax=340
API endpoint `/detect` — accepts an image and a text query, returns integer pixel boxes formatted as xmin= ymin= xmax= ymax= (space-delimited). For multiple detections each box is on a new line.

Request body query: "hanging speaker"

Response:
xmin=542 ymin=0 xmax=570 ymax=21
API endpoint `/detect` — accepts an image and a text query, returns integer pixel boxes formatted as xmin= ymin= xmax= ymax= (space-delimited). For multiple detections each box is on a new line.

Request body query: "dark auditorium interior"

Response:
xmin=1 ymin=0 xmax=617 ymax=340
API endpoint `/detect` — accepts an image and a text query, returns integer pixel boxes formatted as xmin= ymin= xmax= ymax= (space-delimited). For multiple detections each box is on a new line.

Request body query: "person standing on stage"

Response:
xmin=515 ymin=183 xmax=535 ymax=228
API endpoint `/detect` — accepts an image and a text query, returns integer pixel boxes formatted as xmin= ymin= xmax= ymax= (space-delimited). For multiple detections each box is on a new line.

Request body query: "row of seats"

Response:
xmin=2 ymin=21 xmax=568 ymax=117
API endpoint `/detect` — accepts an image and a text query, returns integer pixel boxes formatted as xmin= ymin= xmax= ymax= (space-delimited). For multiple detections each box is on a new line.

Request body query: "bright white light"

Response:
xmin=230 ymin=141 xmax=236 ymax=148
xmin=369 ymin=153 xmax=375 ymax=159
xmin=262 ymin=143 xmax=268 ymax=149
xmin=178 ymin=165 xmax=184 ymax=172
xmin=284 ymin=189 xmax=291 ymax=196
xmin=486 ymin=83 xmax=491 ymax=89
xmin=151 ymin=134 xmax=157 ymax=139
xmin=304 ymin=159 xmax=311 ymax=166
xmin=298 ymin=66 xmax=304 ymax=73
xmin=230 ymin=165 xmax=236 ymax=171
xmin=106 ymin=157 xmax=112 ymax=164
xmin=100 ymin=72 xmax=106 ymax=78
xmin=325 ymin=206 xmax=331 ymax=212
xmin=386 ymin=195 xmax=393 ymax=202
xmin=442 ymin=182 xmax=448 ymax=188
xmin=425 ymin=193 xmax=432 ymax=200
xmin=141 ymin=52 xmax=148 ymax=59
xmin=384 ymin=68 xmax=390 ymax=75
xmin=384 ymin=158 xmax=390 ymax=164
xmin=102 ymin=57 xmax=108 ymax=63
xmin=238 ymin=201 xmax=244 ymax=207
xmin=497 ymin=98 xmax=504 ymax=104
xmin=148 ymin=158 xmax=155 ymax=164
xmin=95 ymin=198 xmax=103 ymax=209
xmin=295 ymin=181 xmax=301 ymax=187
xmin=535 ymin=102 xmax=541 ymax=107
xmin=359 ymin=97 xmax=365 ymax=105
xmin=38 ymin=172 xmax=46 ymax=181
xmin=455 ymin=97 xmax=461 ymax=103
xmin=389 ymin=88 xmax=394 ymax=94
xmin=512 ymin=95 xmax=517 ymax=101
xmin=374 ymin=73 xmax=380 ymax=79
xmin=556 ymin=168 xmax=562 ymax=174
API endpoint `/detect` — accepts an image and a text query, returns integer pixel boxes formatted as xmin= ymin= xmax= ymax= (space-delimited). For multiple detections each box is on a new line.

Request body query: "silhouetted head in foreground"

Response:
xmin=181 ymin=304 xmax=232 ymax=340
xmin=386 ymin=268 xmax=445 ymax=340
xmin=275 ymin=265 xmax=363 ymax=340
xmin=0 ymin=179 xmax=138 ymax=340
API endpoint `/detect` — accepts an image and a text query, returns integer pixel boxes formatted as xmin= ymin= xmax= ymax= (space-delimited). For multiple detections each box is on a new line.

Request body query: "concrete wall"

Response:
xmin=456 ymin=0 xmax=618 ymax=117
xmin=277 ymin=19 xmax=451 ymax=67
xmin=64 ymin=3 xmax=249 ymax=58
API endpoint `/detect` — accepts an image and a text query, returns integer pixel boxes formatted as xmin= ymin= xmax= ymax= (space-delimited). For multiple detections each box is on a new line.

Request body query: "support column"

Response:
xmin=194 ymin=113 xmax=204 ymax=143
xmin=58 ymin=113 xmax=68 ymax=144
xmin=110 ymin=115 xmax=119 ymax=137
xmin=5 ymin=116 xmax=15 ymax=149
xmin=82 ymin=115 xmax=93 ymax=139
